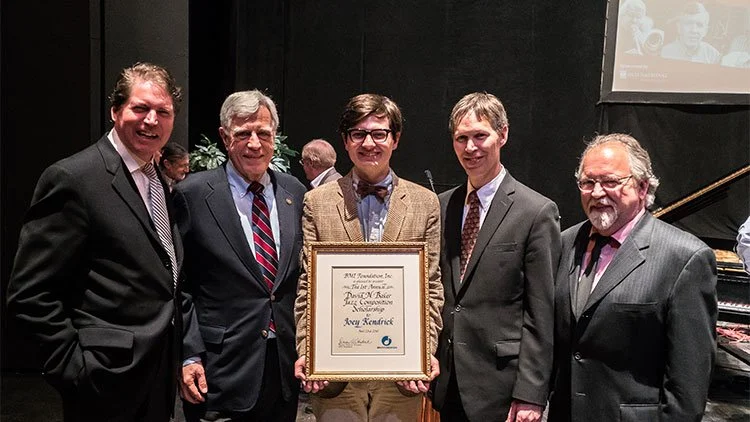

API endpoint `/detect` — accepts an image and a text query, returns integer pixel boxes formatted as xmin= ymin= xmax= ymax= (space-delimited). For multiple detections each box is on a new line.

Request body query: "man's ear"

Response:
xmin=219 ymin=127 xmax=230 ymax=147
xmin=392 ymin=131 xmax=401 ymax=150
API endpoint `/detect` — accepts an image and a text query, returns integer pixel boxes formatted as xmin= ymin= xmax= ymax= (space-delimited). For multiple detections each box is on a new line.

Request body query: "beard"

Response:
xmin=587 ymin=200 xmax=619 ymax=232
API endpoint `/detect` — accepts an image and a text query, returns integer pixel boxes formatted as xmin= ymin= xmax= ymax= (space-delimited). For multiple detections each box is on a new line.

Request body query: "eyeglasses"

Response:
xmin=577 ymin=175 xmax=633 ymax=192
xmin=346 ymin=128 xmax=392 ymax=144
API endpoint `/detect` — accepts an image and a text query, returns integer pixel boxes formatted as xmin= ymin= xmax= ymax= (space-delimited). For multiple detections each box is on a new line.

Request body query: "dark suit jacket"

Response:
xmin=7 ymin=135 xmax=183 ymax=418
xmin=432 ymin=172 xmax=561 ymax=420
xmin=174 ymin=166 xmax=305 ymax=412
xmin=548 ymin=213 xmax=718 ymax=422
xmin=318 ymin=167 xmax=342 ymax=186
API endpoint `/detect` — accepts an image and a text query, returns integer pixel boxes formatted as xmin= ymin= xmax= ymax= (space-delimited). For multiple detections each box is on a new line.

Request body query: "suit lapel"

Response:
xmin=582 ymin=214 xmax=651 ymax=313
xmin=444 ymin=185 xmax=467 ymax=297
xmin=382 ymin=175 xmax=406 ymax=242
xmin=204 ymin=168 xmax=265 ymax=284
xmin=458 ymin=174 xmax=515 ymax=296
xmin=98 ymin=138 xmax=161 ymax=247
xmin=272 ymin=172 xmax=297 ymax=291
xmin=337 ymin=174 xmax=365 ymax=241
xmin=568 ymin=223 xmax=591 ymax=316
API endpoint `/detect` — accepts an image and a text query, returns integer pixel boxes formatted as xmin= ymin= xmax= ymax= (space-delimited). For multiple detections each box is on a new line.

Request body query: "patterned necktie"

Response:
xmin=142 ymin=163 xmax=178 ymax=287
xmin=459 ymin=190 xmax=480 ymax=281
xmin=575 ymin=234 xmax=612 ymax=317
xmin=249 ymin=181 xmax=278 ymax=331
xmin=356 ymin=180 xmax=388 ymax=202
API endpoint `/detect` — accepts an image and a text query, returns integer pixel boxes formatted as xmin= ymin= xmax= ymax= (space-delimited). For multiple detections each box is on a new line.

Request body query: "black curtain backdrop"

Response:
xmin=189 ymin=0 xmax=748 ymax=239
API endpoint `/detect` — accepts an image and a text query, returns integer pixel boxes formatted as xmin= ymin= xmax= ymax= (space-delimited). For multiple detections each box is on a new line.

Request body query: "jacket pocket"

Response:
xmin=619 ymin=403 xmax=658 ymax=422
xmin=78 ymin=326 xmax=134 ymax=369
xmin=494 ymin=340 xmax=520 ymax=369
xmin=199 ymin=324 xmax=226 ymax=353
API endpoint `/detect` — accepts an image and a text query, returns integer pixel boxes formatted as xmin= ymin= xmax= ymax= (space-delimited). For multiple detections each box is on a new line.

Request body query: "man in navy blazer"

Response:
xmin=431 ymin=92 xmax=561 ymax=422
xmin=7 ymin=62 xmax=184 ymax=421
xmin=176 ymin=90 xmax=306 ymax=421
xmin=548 ymin=133 xmax=717 ymax=421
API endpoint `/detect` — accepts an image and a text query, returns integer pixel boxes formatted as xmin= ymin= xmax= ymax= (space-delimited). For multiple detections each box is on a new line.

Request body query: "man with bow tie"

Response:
xmin=548 ymin=133 xmax=717 ymax=421
xmin=293 ymin=93 xmax=444 ymax=421
xmin=175 ymin=90 xmax=306 ymax=421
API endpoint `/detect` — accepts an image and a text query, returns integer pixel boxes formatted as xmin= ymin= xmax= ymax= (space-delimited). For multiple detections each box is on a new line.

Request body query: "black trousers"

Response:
xmin=438 ymin=369 xmax=471 ymax=422
xmin=62 ymin=337 xmax=173 ymax=422
xmin=183 ymin=339 xmax=298 ymax=422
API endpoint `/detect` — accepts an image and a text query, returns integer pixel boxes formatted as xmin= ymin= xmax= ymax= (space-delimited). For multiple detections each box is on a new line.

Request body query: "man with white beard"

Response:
xmin=548 ymin=133 xmax=718 ymax=422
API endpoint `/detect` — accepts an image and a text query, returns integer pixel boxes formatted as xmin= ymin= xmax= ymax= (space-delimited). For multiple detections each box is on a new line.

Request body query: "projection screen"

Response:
xmin=601 ymin=0 xmax=750 ymax=104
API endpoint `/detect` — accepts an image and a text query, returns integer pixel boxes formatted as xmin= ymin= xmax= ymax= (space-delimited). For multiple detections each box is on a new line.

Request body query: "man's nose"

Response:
xmin=144 ymin=110 xmax=158 ymax=125
xmin=361 ymin=134 xmax=377 ymax=147
xmin=590 ymin=182 xmax=607 ymax=198
xmin=246 ymin=133 xmax=261 ymax=149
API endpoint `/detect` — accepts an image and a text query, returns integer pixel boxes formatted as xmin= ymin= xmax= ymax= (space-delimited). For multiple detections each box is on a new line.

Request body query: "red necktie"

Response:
xmin=459 ymin=191 xmax=480 ymax=281
xmin=249 ymin=182 xmax=277 ymax=331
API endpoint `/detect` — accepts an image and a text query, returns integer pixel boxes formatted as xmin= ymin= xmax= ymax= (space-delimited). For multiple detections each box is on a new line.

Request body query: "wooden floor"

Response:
xmin=2 ymin=347 xmax=748 ymax=422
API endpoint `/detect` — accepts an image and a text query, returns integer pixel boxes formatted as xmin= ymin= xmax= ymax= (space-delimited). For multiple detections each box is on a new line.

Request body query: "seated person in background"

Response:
xmin=159 ymin=142 xmax=190 ymax=190
xmin=661 ymin=2 xmax=720 ymax=64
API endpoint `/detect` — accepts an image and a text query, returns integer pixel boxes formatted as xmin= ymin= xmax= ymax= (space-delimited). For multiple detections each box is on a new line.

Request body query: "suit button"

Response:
xmin=448 ymin=338 xmax=453 ymax=344
xmin=270 ymin=294 xmax=276 ymax=301
xmin=261 ymin=329 xmax=269 ymax=338
xmin=455 ymin=305 xmax=462 ymax=312
xmin=574 ymin=352 xmax=582 ymax=361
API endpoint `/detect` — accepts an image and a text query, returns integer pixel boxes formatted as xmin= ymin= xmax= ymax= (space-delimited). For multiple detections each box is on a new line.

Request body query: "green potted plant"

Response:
xmin=189 ymin=133 xmax=299 ymax=173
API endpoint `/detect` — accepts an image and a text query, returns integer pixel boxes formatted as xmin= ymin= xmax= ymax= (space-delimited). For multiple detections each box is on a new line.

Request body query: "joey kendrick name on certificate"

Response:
xmin=331 ymin=267 xmax=405 ymax=355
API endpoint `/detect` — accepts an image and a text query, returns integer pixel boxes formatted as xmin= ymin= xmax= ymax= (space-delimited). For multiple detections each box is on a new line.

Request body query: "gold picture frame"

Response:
xmin=305 ymin=242 xmax=430 ymax=381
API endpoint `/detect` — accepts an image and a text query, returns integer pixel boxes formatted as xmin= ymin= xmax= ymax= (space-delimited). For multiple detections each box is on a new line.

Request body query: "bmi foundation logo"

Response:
xmin=381 ymin=336 xmax=392 ymax=346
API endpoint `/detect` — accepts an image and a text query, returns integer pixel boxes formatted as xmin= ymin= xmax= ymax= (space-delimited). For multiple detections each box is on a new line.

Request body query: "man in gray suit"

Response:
xmin=176 ymin=90 xmax=306 ymax=421
xmin=548 ymin=133 xmax=717 ymax=422
xmin=431 ymin=92 xmax=561 ymax=422
xmin=300 ymin=138 xmax=342 ymax=188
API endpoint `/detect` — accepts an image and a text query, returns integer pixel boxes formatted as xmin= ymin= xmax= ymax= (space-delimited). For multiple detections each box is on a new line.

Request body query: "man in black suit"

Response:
xmin=7 ymin=62 xmax=183 ymax=421
xmin=176 ymin=90 xmax=306 ymax=421
xmin=432 ymin=92 xmax=561 ymax=422
xmin=548 ymin=133 xmax=717 ymax=421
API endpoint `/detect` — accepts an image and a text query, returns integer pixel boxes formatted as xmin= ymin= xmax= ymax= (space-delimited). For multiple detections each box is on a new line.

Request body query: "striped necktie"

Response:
xmin=249 ymin=181 xmax=278 ymax=331
xmin=142 ymin=162 xmax=178 ymax=287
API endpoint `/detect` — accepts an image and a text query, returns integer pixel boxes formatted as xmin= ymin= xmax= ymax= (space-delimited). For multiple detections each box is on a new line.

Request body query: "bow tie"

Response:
xmin=356 ymin=181 xmax=389 ymax=202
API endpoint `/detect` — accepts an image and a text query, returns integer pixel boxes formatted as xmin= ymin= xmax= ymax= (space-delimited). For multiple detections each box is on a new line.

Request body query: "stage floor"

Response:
xmin=2 ymin=347 xmax=747 ymax=422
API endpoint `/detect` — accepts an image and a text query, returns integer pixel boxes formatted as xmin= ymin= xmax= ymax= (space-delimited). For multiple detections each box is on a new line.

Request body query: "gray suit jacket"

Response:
xmin=174 ymin=166 xmax=306 ymax=412
xmin=548 ymin=212 xmax=718 ymax=422
xmin=431 ymin=172 xmax=561 ymax=420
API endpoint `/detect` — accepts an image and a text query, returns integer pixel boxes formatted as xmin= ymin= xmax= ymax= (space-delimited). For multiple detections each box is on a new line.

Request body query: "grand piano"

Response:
xmin=652 ymin=164 xmax=750 ymax=325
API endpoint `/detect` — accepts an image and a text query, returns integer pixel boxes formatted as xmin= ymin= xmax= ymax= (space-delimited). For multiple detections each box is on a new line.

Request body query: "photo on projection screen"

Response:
xmin=601 ymin=0 xmax=750 ymax=104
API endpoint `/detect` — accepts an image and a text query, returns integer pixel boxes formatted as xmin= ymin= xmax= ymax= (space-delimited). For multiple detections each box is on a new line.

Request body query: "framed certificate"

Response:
xmin=305 ymin=242 xmax=430 ymax=381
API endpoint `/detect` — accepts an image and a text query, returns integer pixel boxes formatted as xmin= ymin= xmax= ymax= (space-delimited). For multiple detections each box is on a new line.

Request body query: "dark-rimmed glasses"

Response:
xmin=577 ymin=175 xmax=633 ymax=192
xmin=346 ymin=128 xmax=392 ymax=144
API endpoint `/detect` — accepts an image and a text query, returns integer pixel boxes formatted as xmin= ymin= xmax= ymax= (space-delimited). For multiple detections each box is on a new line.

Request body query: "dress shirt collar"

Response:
xmin=226 ymin=160 xmax=271 ymax=198
xmin=310 ymin=166 xmax=336 ymax=188
xmin=589 ymin=207 xmax=646 ymax=245
xmin=465 ymin=166 xmax=506 ymax=209
xmin=108 ymin=129 xmax=150 ymax=173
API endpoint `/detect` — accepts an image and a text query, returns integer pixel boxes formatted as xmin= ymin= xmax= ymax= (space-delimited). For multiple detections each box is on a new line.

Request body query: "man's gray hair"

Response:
xmin=220 ymin=90 xmax=279 ymax=131
xmin=575 ymin=133 xmax=660 ymax=208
